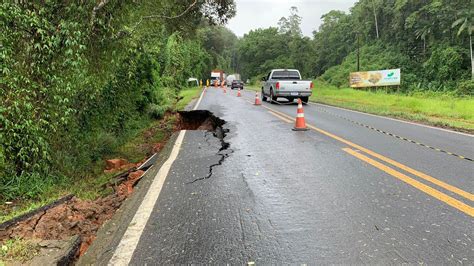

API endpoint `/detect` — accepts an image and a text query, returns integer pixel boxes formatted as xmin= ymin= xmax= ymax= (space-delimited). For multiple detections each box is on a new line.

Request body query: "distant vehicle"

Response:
xmin=226 ymin=74 xmax=241 ymax=86
xmin=187 ymin=77 xmax=199 ymax=86
xmin=231 ymin=80 xmax=244 ymax=90
xmin=211 ymin=69 xmax=225 ymax=86
xmin=261 ymin=69 xmax=313 ymax=104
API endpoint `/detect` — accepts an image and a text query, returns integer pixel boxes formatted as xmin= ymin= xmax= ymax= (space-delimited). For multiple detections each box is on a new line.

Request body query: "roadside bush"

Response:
xmin=1 ymin=173 xmax=61 ymax=201
xmin=0 ymin=46 xmax=163 ymax=200
xmin=147 ymin=104 xmax=168 ymax=119
xmin=1 ymin=2 xmax=87 ymax=179
xmin=249 ymin=74 xmax=266 ymax=87
xmin=319 ymin=44 xmax=412 ymax=88
xmin=456 ymin=80 xmax=474 ymax=96
xmin=422 ymin=45 xmax=464 ymax=84
xmin=0 ymin=2 xmax=216 ymax=201
xmin=317 ymin=42 xmax=473 ymax=95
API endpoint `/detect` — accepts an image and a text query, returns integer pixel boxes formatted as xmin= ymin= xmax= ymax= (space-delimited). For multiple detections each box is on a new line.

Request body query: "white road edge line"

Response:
xmin=309 ymin=102 xmax=473 ymax=138
xmin=108 ymin=130 xmax=186 ymax=265
xmin=193 ymin=87 xmax=206 ymax=111
xmin=108 ymin=88 xmax=205 ymax=265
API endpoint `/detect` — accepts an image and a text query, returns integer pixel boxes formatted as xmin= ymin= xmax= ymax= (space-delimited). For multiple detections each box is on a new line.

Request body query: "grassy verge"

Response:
xmin=244 ymin=85 xmax=260 ymax=92
xmin=0 ymin=87 xmax=202 ymax=224
xmin=1 ymin=238 xmax=40 ymax=264
xmin=176 ymin=86 xmax=203 ymax=110
xmin=310 ymin=81 xmax=474 ymax=132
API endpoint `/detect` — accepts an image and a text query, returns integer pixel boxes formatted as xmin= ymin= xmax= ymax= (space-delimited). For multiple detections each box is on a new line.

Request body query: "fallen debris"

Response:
xmin=38 ymin=235 xmax=81 ymax=266
xmin=105 ymin=159 xmax=128 ymax=171
xmin=0 ymin=195 xmax=74 ymax=233
xmin=0 ymin=110 xmax=230 ymax=264
xmin=2 ymin=195 xmax=121 ymax=248
xmin=104 ymin=159 xmax=137 ymax=174
xmin=0 ymin=168 xmax=146 ymax=263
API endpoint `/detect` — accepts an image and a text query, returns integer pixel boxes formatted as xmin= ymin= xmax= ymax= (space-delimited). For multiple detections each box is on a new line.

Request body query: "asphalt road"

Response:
xmin=109 ymin=87 xmax=473 ymax=264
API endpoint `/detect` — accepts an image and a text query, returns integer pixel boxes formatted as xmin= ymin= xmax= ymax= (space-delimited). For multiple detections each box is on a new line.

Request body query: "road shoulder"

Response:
xmin=77 ymin=132 xmax=181 ymax=266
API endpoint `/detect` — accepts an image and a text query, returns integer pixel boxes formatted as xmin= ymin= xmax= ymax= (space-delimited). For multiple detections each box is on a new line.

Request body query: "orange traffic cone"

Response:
xmin=237 ymin=88 xmax=241 ymax=97
xmin=254 ymin=92 xmax=261 ymax=105
xmin=293 ymin=98 xmax=308 ymax=131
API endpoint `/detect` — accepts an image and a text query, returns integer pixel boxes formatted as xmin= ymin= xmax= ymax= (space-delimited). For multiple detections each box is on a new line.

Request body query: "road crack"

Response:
xmin=187 ymin=116 xmax=234 ymax=184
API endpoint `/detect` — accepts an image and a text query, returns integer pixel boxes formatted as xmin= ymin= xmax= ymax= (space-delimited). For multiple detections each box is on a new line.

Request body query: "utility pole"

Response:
xmin=357 ymin=33 xmax=360 ymax=71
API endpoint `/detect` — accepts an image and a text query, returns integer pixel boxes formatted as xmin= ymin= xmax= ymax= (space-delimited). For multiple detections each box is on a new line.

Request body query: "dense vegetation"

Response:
xmin=233 ymin=1 xmax=473 ymax=95
xmin=0 ymin=1 xmax=236 ymax=200
xmin=1 ymin=0 xmax=473 ymax=204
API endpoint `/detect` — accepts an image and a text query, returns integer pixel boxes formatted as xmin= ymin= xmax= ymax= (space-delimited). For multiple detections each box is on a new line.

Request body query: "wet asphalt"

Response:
xmin=128 ymin=88 xmax=473 ymax=264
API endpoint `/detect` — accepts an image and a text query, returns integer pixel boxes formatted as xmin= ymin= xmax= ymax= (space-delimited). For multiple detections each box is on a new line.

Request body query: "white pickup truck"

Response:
xmin=261 ymin=69 xmax=313 ymax=104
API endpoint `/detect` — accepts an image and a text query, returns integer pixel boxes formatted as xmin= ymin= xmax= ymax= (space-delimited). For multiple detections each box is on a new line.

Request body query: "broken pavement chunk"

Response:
xmin=105 ymin=159 xmax=129 ymax=171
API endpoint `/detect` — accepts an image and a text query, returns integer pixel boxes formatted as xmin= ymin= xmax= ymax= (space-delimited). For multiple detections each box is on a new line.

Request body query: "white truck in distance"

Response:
xmin=226 ymin=74 xmax=241 ymax=86
xmin=261 ymin=69 xmax=313 ymax=103
xmin=210 ymin=70 xmax=225 ymax=86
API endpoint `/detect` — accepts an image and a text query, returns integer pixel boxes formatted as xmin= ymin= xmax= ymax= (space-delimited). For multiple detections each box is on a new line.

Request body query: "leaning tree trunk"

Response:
xmin=372 ymin=0 xmax=379 ymax=39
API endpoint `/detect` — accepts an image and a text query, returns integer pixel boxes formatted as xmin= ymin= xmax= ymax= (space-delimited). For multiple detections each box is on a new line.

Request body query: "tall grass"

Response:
xmin=311 ymin=81 xmax=474 ymax=131
xmin=176 ymin=86 xmax=203 ymax=110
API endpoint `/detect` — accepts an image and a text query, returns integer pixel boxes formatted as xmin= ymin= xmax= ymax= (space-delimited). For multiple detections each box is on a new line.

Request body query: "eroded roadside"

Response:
xmin=0 ymin=110 xmax=231 ymax=265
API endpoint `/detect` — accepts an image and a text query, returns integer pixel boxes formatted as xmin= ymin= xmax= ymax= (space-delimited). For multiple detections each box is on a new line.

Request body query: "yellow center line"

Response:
xmin=244 ymin=97 xmax=292 ymax=123
xmin=258 ymin=104 xmax=474 ymax=202
xmin=343 ymin=148 xmax=474 ymax=217
xmin=268 ymin=111 xmax=293 ymax=123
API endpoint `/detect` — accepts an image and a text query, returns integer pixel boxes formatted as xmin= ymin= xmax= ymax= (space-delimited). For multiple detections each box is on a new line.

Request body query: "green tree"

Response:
xmin=452 ymin=6 xmax=474 ymax=80
xmin=312 ymin=10 xmax=354 ymax=75
xmin=198 ymin=24 xmax=238 ymax=73
xmin=278 ymin=6 xmax=302 ymax=38
xmin=0 ymin=0 xmax=236 ymax=200
xmin=230 ymin=0 xmax=472 ymax=90
xmin=237 ymin=27 xmax=291 ymax=79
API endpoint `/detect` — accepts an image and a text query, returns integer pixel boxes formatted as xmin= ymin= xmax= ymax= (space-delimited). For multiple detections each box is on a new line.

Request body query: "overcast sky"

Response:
xmin=227 ymin=0 xmax=358 ymax=37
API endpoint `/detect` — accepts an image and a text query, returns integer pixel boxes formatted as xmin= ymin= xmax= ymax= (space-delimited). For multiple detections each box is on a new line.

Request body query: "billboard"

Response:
xmin=350 ymin=69 xmax=401 ymax=88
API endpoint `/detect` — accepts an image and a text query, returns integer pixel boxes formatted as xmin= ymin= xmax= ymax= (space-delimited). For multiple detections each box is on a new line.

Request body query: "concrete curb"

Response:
xmin=57 ymin=235 xmax=82 ymax=266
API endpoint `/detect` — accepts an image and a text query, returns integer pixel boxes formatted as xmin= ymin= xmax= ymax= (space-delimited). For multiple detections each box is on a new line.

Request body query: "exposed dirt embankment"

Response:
xmin=0 ymin=167 xmax=143 ymax=258
xmin=0 ymin=110 xmax=228 ymax=264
